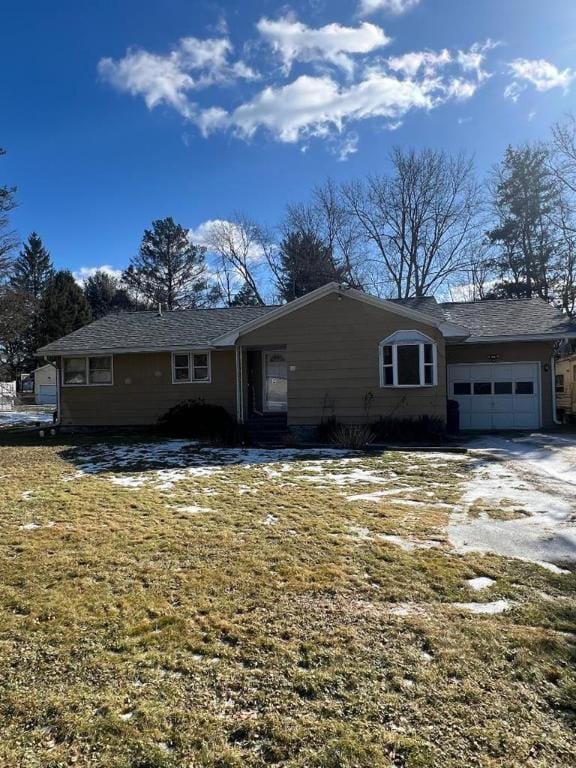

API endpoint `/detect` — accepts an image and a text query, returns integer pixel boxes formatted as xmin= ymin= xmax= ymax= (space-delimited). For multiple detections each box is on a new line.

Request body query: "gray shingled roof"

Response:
xmin=37 ymin=292 xmax=575 ymax=356
xmin=37 ymin=305 xmax=277 ymax=355
xmin=439 ymin=297 xmax=575 ymax=339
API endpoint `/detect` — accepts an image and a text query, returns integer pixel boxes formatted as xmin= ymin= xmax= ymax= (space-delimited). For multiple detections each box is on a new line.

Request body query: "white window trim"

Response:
xmin=379 ymin=332 xmax=438 ymax=388
xmin=61 ymin=355 xmax=114 ymax=387
xmin=171 ymin=351 xmax=212 ymax=384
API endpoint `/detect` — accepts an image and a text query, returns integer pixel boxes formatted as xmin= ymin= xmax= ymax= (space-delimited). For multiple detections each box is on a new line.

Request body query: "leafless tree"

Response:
xmin=282 ymin=179 xmax=365 ymax=288
xmin=0 ymin=148 xmax=18 ymax=280
xmin=206 ymin=214 xmax=275 ymax=305
xmin=342 ymin=148 xmax=483 ymax=298
xmin=551 ymin=113 xmax=576 ymax=201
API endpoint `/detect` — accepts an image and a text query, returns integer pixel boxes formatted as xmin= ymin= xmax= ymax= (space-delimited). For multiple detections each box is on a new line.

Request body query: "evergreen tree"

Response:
xmin=11 ymin=232 xmax=53 ymax=298
xmin=83 ymin=270 xmax=139 ymax=319
xmin=230 ymin=282 xmax=261 ymax=306
xmin=37 ymin=271 xmax=91 ymax=347
xmin=123 ymin=217 xmax=209 ymax=310
xmin=276 ymin=230 xmax=347 ymax=302
xmin=487 ymin=145 xmax=560 ymax=300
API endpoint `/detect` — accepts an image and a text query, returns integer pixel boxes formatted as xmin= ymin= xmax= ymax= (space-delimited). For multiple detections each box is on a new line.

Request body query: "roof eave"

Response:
xmin=449 ymin=332 xmax=576 ymax=344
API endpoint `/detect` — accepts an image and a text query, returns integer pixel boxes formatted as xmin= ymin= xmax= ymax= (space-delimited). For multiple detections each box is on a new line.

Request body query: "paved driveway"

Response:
xmin=449 ymin=433 xmax=576 ymax=572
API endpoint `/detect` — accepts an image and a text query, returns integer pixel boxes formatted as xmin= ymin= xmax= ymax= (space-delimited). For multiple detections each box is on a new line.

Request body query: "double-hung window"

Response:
xmin=172 ymin=352 xmax=211 ymax=383
xmin=379 ymin=331 xmax=437 ymax=388
xmin=63 ymin=356 xmax=113 ymax=386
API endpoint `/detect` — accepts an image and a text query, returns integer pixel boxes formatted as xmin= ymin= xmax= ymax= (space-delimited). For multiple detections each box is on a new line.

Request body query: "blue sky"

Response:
xmin=2 ymin=0 xmax=576 ymax=280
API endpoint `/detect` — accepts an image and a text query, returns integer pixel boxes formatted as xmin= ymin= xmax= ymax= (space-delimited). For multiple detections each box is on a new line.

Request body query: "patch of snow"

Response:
xmin=170 ymin=504 xmax=213 ymax=514
xmin=467 ymin=576 xmax=495 ymax=591
xmin=454 ymin=599 xmax=511 ymax=615
xmin=346 ymin=486 xmax=423 ymax=502
xmin=19 ymin=521 xmax=54 ymax=531
xmin=535 ymin=561 xmax=571 ymax=575
xmin=377 ymin=534 xmax=442 ymax=552
xmin=349 ymin=525 xmax=372 ymax=541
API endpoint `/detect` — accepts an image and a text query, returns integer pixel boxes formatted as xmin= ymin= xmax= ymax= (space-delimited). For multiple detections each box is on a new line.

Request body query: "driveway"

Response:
xmin=449 ymin=433 xmax=576 ymax=572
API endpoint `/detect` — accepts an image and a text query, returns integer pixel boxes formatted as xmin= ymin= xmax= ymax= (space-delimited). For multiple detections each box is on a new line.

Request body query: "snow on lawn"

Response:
xmin=449 ymin=434 xmax=576 ymax=573
xmin=453 ymin=600 xmax=512 ymax=615
xmin=66 ymin=440 xmax=355 ymax=491
xmin=0 ymin=410 xmax=54 ymax=427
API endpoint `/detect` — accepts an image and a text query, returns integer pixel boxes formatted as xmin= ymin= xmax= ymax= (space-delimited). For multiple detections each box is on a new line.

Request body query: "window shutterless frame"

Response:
xmin=61 ymin=355 xmax=114 ymax=386
xmin=171 ymin=351 xmax=212 ymax=384
xmin=378 ymin=332 xmax=438 ymax=388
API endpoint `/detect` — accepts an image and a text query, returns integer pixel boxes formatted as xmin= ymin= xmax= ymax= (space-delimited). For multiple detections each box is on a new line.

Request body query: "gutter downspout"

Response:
xmin=551 ymin=354 xmax=561 ymax=425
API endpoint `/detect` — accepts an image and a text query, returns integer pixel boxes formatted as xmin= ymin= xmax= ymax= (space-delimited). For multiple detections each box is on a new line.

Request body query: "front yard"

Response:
xmin=0 ymin=434 xmax=575 ymax=767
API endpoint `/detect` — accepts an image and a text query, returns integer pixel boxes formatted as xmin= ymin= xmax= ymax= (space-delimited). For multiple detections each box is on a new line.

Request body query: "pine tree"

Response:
xmin=37 ymin=271 xmax=92 ymax=347
xmin=487 ymin=145 xmax=560 ymax=300
xmin=11 ymin=232 xmax=53 ymax=298
xmin=83 ymin=270 xmax=139 ymax=319
xmin=123 ymin=217 xmax=209 ymax=310
xmin=230 ymin=282 xmax=261 ymax=306
xmin=276 ymin=230 xmax=347 ymax=302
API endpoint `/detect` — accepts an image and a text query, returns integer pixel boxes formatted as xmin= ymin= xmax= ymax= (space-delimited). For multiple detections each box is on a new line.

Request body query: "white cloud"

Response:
xmin=209 ymin=63 xmax=480 ymax=143
xmin=189 ymin=219 xmax=266 ymax=263
xmin=358 ymin=0 xmax=420 ymax=17
xmin=505 ymin=58 xmax=575 ymax=101
xmin=196 ymin=39 xmax=491 ymax=143
xmin=332 ymin=132 xmax=359 ymax=161
xmin=257 ymin=16 xmax=390 ymax=75
xmin=98 ymin=36 xmax=257 ymax=118
xmin=73 ymin=266 xmax=124 ymax=286
xmin=387 ymin=49 xmax=451 ymax=77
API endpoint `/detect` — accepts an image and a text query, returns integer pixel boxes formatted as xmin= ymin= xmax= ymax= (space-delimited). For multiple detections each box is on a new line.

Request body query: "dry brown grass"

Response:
xmin=0 ymin=435 xmax=574 ymax=767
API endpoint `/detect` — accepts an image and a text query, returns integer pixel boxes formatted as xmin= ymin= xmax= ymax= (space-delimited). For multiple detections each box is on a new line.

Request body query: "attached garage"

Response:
xmin=448 ymin=362 xmax=541 ymax=430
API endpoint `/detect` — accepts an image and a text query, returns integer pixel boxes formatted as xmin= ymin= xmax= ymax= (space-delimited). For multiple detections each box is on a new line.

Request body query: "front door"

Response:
xmin=263 ymin=351 xmax=287 ymax=412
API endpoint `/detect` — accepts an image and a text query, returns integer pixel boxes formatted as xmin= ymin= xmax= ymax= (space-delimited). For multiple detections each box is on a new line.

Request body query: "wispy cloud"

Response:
xmin=504 ymin=58 xmax=575 ymax=101
xmin=257 ymin=16 xmax=390 ymax=76
xmin=358 ymin=0 xmax=421 ymax=17
xmin=98 ymin=36 xmax=257 ymax=118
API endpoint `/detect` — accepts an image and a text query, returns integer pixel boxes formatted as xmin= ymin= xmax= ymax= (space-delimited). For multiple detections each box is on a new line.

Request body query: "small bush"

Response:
xmin=371 ymin=415 xmax=446 ymax=444
xmin=158 ymin=399 xmax=241 ymax=443
xmin=315 ymin=417 xmax=342 ymax=442
xmin=330 ymin=424 xmax=375 ymax=450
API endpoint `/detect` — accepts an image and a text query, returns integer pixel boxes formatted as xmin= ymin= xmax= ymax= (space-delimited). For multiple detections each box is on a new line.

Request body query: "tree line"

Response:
xmin=1 ymin=112 xmax=576 ymax=378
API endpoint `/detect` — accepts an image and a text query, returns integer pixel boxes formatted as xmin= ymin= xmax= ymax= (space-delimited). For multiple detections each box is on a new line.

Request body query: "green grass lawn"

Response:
xmin=0 ymin=436 xmax=574 ymax=767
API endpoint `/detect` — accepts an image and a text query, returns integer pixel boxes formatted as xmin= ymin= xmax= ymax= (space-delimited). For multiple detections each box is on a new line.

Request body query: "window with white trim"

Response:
xmin=379 ymin=331 xmax=437 ymax=388
xmin=172 ymin=352 xmax=211 ymax=383
xmin=63 ymin=356 xmax=113 ymax=386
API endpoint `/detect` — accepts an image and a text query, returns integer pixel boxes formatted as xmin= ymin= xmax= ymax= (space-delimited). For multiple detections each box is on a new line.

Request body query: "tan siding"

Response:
xmin=447 ymin=341 xmax=556 ymax=427
xmin=239 ymin=293 xmax=447 ymax=426
xmin=60 ymin=350 xmax=237 ymax=426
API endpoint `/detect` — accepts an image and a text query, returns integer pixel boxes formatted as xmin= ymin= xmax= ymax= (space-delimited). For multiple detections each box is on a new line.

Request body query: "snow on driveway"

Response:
xmin=449 ymin=434 xmax=576 ymax=572
xmin=0 ymin=410 xmax=54 ymax=427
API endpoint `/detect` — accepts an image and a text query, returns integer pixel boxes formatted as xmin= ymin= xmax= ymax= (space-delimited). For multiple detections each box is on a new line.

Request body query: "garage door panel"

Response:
xmin=448 ymin=362 xmax=540 ymax=431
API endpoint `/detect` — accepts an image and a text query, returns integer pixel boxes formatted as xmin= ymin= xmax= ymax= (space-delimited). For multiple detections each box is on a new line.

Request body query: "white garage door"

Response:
xmin=37 ymin=384 xmax=57 ymax=405
xmin=448 ymin=363 xmax=541 ymax=430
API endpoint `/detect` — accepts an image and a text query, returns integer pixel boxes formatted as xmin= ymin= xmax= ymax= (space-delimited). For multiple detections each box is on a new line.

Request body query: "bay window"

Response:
xmin=379 ymin=331 xmax=437 ymax=388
